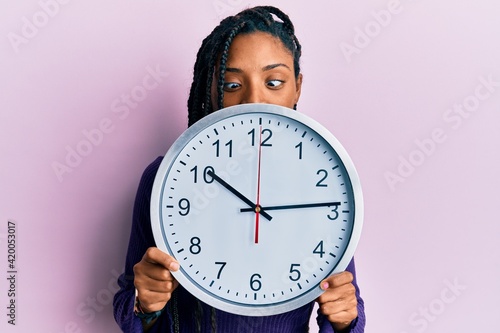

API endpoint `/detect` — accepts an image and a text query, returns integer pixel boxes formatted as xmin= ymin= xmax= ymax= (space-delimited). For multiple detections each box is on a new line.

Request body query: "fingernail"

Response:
xmin=170 ymin=262 xmax=180 ymax=271
xmin=321 ymin=282 xmax=329 ymax=290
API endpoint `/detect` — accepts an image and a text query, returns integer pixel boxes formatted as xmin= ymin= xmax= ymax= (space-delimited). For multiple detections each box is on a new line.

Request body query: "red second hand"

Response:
xmin=255 ymin=125 xmax=263 ymax=244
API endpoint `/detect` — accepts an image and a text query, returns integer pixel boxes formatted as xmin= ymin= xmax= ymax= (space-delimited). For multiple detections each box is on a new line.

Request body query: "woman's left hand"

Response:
xmin=316 ymin=271 xmax=358 ymax=331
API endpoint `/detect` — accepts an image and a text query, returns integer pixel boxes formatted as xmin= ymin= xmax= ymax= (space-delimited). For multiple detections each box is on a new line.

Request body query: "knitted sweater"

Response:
xmin=113 ymin=157 xmax=366 ymax=332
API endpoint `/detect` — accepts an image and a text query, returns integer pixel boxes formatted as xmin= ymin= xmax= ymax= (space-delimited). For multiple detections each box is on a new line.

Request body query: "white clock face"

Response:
xmin=151 ymin=104 xmax=363 ymax=316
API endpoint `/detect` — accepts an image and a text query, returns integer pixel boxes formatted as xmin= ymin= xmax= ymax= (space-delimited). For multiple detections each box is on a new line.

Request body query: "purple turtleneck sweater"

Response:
xmin=113 ymin=157 xmax=366 ymax=332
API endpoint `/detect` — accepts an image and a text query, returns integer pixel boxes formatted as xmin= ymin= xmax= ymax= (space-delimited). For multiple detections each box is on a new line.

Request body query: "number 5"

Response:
xmin=289 ymin=264 xmax=301 ymax=282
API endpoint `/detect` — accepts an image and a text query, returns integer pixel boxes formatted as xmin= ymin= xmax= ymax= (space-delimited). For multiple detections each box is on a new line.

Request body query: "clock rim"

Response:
xmin=150 ymin=103 xmax=364 ymax=316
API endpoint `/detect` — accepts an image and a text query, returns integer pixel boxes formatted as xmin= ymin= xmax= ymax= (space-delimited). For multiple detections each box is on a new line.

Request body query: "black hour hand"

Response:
xmin=207 ymin=170 xmax=272 ymax=221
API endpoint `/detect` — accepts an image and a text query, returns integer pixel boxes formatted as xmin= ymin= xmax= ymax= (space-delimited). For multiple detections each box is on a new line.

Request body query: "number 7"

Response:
xmin=215 ymin=262 xmax=226 ymax=279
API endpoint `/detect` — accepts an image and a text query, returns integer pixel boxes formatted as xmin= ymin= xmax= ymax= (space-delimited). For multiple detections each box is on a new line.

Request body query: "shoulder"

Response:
xmin=135 ymin=156 xmax=164 ymax=202
xmin=139 ymin=156 xmax=164 ymax=185
xmin=142 ymin=156 xmax=164 ymax=179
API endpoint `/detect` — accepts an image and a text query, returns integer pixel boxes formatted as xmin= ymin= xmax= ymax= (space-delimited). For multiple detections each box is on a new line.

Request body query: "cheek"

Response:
xmin=277 ymin=87 xmax=299 ymax=108
xmin=222 ymin=94 xmax=238 ymax=108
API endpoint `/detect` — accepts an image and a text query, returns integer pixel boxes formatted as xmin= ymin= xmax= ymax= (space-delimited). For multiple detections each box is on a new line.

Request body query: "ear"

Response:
xmin=294 ymin=73 xmax=303 ymax=105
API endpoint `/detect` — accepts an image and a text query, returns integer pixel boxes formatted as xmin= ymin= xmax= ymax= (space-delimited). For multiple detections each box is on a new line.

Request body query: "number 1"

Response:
xmin=295 ymin=142 xmax=303 ymax=159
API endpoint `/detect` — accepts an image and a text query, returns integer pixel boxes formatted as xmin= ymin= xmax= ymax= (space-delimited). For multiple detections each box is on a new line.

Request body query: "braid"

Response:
xmin=194 ymin=299 xmax=203 ymax=333
xmin=210 ymin=306 xmax=217 ymax=333
xmin=257 ymin=6 xmax=302 ymax=77
xmin=170 ymin=291 xmax=180 ymax=333
xmin=187 ymin=6 xmax=302 ymax=127
xmin=216 ymin=23 xmax=244 ymax=110
xmin=203 ymin=57 xmax=216 ymax=116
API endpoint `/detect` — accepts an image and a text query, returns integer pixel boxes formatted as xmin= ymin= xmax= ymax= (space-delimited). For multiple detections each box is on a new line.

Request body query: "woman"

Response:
xmin=113 ymin=6 xmax=365 ymax=333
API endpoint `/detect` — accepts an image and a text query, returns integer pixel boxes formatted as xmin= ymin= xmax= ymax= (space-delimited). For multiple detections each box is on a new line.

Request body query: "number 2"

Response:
xmin=316 ymin=169 xmax=328 ymax=187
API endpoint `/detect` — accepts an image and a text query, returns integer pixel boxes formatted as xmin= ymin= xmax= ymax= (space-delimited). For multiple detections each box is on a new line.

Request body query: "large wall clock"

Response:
xmin=151 ymin=103 xmax=363 ymax=316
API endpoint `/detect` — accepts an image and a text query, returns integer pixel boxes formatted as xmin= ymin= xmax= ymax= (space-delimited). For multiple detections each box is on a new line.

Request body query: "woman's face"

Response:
xmin=211 ymin=31 xmax=302 ymax=110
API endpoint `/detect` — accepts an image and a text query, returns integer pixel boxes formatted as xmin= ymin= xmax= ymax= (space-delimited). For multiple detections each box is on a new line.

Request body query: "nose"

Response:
xmin=242 ymin=83 xmax=265 ymax=104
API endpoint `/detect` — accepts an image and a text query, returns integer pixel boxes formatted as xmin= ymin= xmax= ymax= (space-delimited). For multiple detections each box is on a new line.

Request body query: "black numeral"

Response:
xmin=316 ymin=169 xmax=328 ymax=187
xmin=295 ymin=142 xmax=303 ymax=159
xmin=289 ymin=264 xmax=301 ymax=282
xmin=313 ymin=241 xmax=325 ymax=258
xmin=248 ymin=128 xmax=273 ymax=146
xmin=261 ymin=129 xmax=272 ymax=146
xmin=190 ymin=166 xmax=215 ymax=183
xmin=327 ymin=204 xmax=339 ymax=220
xmin=248 ymin=129 xmax=256 ymax=146
xmin=190 ymin=166 xmax=197 ymax=182
xmin=250 ymin=273 xmax=262 ymax=291
xmin=190 ymin=237 xmax=201 ymax=255
xmin=178 ymin=198 xmax=190 ymax=216
xmin=213 ymin=139 xmax=233 ymax=157
xmin=203 ymin=166 xmax=215 ymax=183
xmin=215 ymin=262 xmax=226 ymax=279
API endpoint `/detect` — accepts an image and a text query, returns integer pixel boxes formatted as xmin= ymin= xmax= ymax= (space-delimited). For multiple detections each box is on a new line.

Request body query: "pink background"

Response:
xmin=1 ymin=1 xmax=499 ymax=332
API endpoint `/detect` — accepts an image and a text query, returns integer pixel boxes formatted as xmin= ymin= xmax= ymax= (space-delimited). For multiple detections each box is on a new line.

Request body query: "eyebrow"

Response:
xmin=225 ymin=63 xmax=292 ymax=73
xmin=263 ymin=63 xmax=291 ymax=71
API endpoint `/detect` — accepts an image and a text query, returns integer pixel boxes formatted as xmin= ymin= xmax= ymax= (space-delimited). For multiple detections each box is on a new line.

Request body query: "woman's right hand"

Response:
xmin=133 ymin=247 xmax=180 ymax=313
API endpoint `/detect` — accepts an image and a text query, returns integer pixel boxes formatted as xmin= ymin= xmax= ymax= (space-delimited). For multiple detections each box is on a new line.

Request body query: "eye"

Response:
xmin=266 ymin=80 xmax=284 ymax=89
xmin=223 ymin=82 xmax=241 ymax=91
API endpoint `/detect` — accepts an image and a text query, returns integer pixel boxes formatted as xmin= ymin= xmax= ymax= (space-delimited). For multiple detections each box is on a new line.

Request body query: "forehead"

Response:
xmin=225 ymin=31 xmax=293 ymax=67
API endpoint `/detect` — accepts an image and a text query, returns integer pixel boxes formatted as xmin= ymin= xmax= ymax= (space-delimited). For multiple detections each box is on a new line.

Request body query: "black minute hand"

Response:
xmin=240 ymin=202 xmax=340 ymax=212
xmin=206 ymin=170 xmax=272 ymax=221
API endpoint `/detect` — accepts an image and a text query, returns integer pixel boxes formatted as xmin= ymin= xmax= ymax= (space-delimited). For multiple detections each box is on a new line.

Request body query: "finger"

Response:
xmin=318 ymin=287 xmax=357 ymax=309
xmin=320 ymin=299 xmax=358 ymax=324
xmin=135 ymin=273 xmax=178 ymax=293
xmin=134 ymin=270 xmax=179 ymax=312
xmin=320 ymin=271 xmax=353 ymax=290
xmin=136 ymin=287 xmax=174 ymax=313
xmin=134 ymin=270 xmax=180 ymax=313
xmin=134 ymin=259 xmax=175 ymax=282
xmin=142 ymin=247 xmax=180 ymax=271
xmin=317 ymin=284 xmax=356 ymax=305
xmin=317 ymin=271 xmax=357 ymax=305
xmin=137 ymin=278 xmax=179 ymax=301
xmin=324 ymin=308 xmax=358 ymax=331
xmin=134 ymin=248 xmax=179 ymax=292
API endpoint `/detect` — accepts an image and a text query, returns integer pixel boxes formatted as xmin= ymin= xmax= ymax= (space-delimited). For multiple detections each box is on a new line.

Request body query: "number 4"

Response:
xmin=313 ymin=241 xmax=325 ymax=258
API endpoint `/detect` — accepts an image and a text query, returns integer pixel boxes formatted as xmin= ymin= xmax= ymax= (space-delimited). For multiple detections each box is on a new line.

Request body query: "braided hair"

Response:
xmin=187 ymin=6 xmax=302 ymax=127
